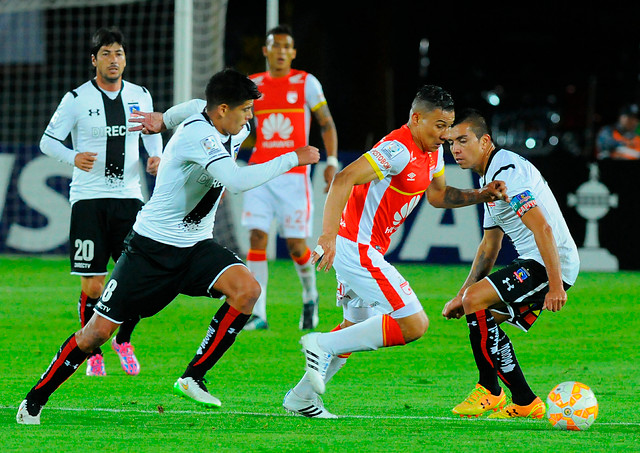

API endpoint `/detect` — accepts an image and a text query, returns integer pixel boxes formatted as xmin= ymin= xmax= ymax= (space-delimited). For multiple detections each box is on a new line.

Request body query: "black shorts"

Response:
xmin=486 ymin=258 xmax=572 ymax=332
xmin=69 ymin=198 xmax=143 ymax=275
xmin=94 ymin=232 xmax=245 ymax=323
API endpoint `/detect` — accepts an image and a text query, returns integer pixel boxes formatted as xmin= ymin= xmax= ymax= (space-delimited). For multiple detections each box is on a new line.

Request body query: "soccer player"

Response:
xmin=283 ymin=86 xmax=508 ymax=418
xmin=39 ymin=27 xmax=162 ymax=377
xmin=441 ymin=108 xmax=580 ymax=419
xmin=243 ymin=24 xmax=339 ymax=331
xmin=16 ymin=69 xmax=320 ymax=425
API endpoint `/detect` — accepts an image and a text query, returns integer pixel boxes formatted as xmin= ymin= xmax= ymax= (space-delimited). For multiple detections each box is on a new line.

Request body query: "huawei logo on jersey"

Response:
xmin=393 ymin=195 xmax=422 ymax=227
xmin=261 ymin=113 xmax=295 ymax=148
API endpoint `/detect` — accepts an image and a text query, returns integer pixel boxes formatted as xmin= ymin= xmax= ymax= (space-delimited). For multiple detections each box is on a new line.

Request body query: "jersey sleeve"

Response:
xmin=364 ymin=140 xmax=410 ymax=180
xmin=498 ymin=156 xmax=538 ymax=218
xmin=139 ymin=90 xmax=163 ymax=157
xmin=482 ymin=203 xmax=497 ymax=229
xmin=163 ymin=99 xmax=207 ymax=129
xmin=304 ymin=74 xmax=327 ymax=112
xmin=40 ymin=92 xmax=78 ymax=165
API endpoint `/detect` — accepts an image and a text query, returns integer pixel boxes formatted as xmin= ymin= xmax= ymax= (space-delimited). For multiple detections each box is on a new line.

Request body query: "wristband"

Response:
xmin=326 ymin=156 xmax=339 ymax=167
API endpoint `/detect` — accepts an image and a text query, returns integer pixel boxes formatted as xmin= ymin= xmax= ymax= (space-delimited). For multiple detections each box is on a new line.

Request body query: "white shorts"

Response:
xmin=333 ymin=236 xmax=423 ymax=321
xmin=241 ymin=172 xmax=313 ymax=239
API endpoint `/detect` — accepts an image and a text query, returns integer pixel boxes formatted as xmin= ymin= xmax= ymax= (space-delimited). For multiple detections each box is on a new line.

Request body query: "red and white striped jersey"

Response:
xmin=338 ymin=125 xmax=444 ymax=254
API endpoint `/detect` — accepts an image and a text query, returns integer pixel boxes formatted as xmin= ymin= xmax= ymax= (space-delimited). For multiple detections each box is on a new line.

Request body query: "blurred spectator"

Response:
xmin=596 ymin=103 xmax=640 ymax=160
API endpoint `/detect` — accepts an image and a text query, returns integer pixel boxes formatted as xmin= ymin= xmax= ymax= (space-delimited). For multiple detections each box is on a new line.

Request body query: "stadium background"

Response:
xmin=0 ymin=0 xmax=638 ymax=269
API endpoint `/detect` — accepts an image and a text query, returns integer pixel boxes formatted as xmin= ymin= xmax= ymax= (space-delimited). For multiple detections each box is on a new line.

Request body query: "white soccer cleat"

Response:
xmin=16 ymin=399 xmax=41 ymax=425
xmin=173 ymin=377 xmax=222 ymax=408
xmin=283 ymin=389 xmax=337 ymax=419
xmin=300 ymin=333 xmax=332 ymax=394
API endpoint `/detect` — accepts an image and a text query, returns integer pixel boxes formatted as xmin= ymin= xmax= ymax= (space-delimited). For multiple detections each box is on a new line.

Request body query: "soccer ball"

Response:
xmin=546 ymin=381 xmax=598 ymax=431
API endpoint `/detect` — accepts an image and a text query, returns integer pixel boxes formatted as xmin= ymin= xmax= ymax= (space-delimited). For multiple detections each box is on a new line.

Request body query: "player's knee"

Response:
xmin=286 ymin=238 xmax=307 ymax=257
xmin=229 ymin=279 xmax=262 ymax=314
xmin=461 ymin=286 xmax=484 ymax=314
xmin=75 ymin=324 xmax=110 ymax=353
xmin=82 ymin=278 xmax=104 ymax=299
xmin=249 ymin=229 xmax=268 ymax=249
xmin=402 ymin=312 xmax=429 ymax=343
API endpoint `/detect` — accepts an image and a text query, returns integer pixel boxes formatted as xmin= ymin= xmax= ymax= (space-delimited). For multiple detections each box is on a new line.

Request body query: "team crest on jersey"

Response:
xmin=128 ymin=102 xmax=140 ymax=113
xmin=286 ymin=91 xmax=298 ymax=104
xmin=510 ymin=190 xmax=537 ymax=217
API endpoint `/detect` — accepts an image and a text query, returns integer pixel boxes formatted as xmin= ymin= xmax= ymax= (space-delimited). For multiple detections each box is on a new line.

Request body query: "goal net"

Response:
xmin=0 ymin=0 xmax=237 ymax=253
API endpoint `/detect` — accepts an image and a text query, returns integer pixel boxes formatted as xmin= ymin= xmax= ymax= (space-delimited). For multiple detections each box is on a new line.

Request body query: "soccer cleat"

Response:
xmin=173 ymin=377 xmax=222 ymax=408
xmin=283 ymin=389 xmax=337 ymax=419
xmin=86 ymin=353 xmax=106 ymax=376
xmin=487 ymin=396 xmax=546 ymax=419
xmin=452 ymin=384 xmax=507 ymax=417
xmin=299 ymin=301 xmax=319 ymax=330
xmin=244 ymin=314 xmax=269 ymax=331
xmin=300 ymin=333 xmax=332 ymax=394
xmin=16 ymin=399 xmax=42 ymax=425
xmin=111 ymin=338 xmax=140 ymax=376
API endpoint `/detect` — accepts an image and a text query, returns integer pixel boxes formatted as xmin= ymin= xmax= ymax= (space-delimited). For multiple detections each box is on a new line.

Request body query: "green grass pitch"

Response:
xmin=1 ymin=256 xmax=639 ymax=452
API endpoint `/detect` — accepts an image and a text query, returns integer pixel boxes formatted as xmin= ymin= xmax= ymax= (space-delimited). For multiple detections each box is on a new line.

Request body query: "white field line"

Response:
xmin=3 ymin=405 xmax=639 ymax=426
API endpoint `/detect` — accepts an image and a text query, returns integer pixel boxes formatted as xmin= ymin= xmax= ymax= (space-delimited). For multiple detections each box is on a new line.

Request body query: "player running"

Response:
xmin=17 ymin=69 xmax=319 ymax=425
xmin=283 ymin=86 xmax=508 ymax=418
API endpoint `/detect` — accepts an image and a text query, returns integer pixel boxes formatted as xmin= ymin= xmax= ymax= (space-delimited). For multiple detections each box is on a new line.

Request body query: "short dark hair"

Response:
xmin=205 ymin=68 xmax=261 ymax=109
xmin=266 ymin=24 xmax=293 ymax=41
xmin=411 ymin=85 xmax=454 ymax=114
xmin=91 ymin=27 xmax=126 ymax=57
xmin=453 ymin=108 xmax=492 ymax=138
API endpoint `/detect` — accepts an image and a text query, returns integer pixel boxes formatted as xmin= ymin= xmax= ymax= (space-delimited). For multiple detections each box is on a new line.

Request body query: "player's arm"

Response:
xmin=129 ymin=99 xmax=206 ymax=134
xmin=427 ymin=173 xmax=509 ymax=208
xmin=208 ymin=146 xmax=319 ymax=194
xmin=520 ymin=206 xmax=567 ymax=312
xmin=313 ymin=155 xmax=379 ymax=272
xmin=311 ymin=103 xmax=339 ymax=192
xmin=40 ymin=92 xmax=97 ymax=171
xmin=442 ymin=228 xmax=503 ymax=319
xmin=139 ymin=92 xmax=163 ymax=176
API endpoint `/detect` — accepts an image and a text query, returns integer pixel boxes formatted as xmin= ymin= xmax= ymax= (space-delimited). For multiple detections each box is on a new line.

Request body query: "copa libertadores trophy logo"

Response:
xmin=567 ymin=163 xmax=619 ymax=271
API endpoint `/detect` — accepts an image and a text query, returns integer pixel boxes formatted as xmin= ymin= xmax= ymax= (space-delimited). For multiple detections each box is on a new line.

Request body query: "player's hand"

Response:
xmin=294 ymin=146 xmax=320 ymax=166
xmin=74 ymin=152 xmax=98 ymax=172
xmin=480 ymin=180 xmax=510 ymax=203
xmin=146 ymin=156 xmax=161 ymax=176
xmin=312 ymin=234 xmax=336 ymax=272
xmin=323 ymin=164 xmax=337 ymax=193
xmin=542 ymin=287 xmax=567 ymax=312
xmin=128 ymin=110 xmax=166 ymax=134
xmin=442 ymin=295 xmax=465 ymax=319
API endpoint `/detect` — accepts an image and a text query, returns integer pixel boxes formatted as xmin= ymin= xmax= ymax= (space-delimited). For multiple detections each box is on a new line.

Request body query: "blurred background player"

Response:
xmin=284 ymin=86 xmax=508 ymax=418
xmin=39 ymin=27 xmax=162 ymax=377
xmin=17 ymin=69 xmax=320 ymax=425
xmin=442 ymin=108 xmax=580 ymax=419
xmin=243 ymin=24 xmax=339 ymax=331
xmin=596 ymin=103 xmax=640 ymax=160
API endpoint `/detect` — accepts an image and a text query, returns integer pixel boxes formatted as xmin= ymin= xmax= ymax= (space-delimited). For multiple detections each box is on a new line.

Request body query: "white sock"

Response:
xmin=293 ymin=253 xmax=318 ymax=303
xmin=317 ymin=315 xmax=385 ymax=355
xmin=293 ymin=356 xmax=348 ymax=399
xmin=247 ymin=258 xmax=268 ymax=320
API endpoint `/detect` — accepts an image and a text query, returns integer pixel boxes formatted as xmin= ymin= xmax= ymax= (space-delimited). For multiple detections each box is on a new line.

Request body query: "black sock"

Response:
xmin=78 ymin=292 xmax=102 ymax=356
xmin=494 ymin=325 xmax=537 ymax=405
xmin=182 ymin=303 xmax=250 ymax=381
xmin=466 ymin=311 xmax=501 ymax=395
xmin=26 ymin=333 xmax=89 ymax=406
xmin=115 ymin=317 xmax=140 ymax=344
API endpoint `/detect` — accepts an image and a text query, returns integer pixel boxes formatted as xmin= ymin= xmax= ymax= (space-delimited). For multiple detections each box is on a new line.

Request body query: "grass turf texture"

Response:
xmin=1 ymin=256 xmax=639 ymax=452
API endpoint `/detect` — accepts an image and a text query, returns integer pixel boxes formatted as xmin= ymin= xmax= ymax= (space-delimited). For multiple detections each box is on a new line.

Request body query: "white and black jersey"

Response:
xmin=40 ymin=79 xmax=163 ymax=204
xmin=480 ymin=148 xmax=580 ymax=285
xmin=133 ymin=111 xmax=300 ymax=248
